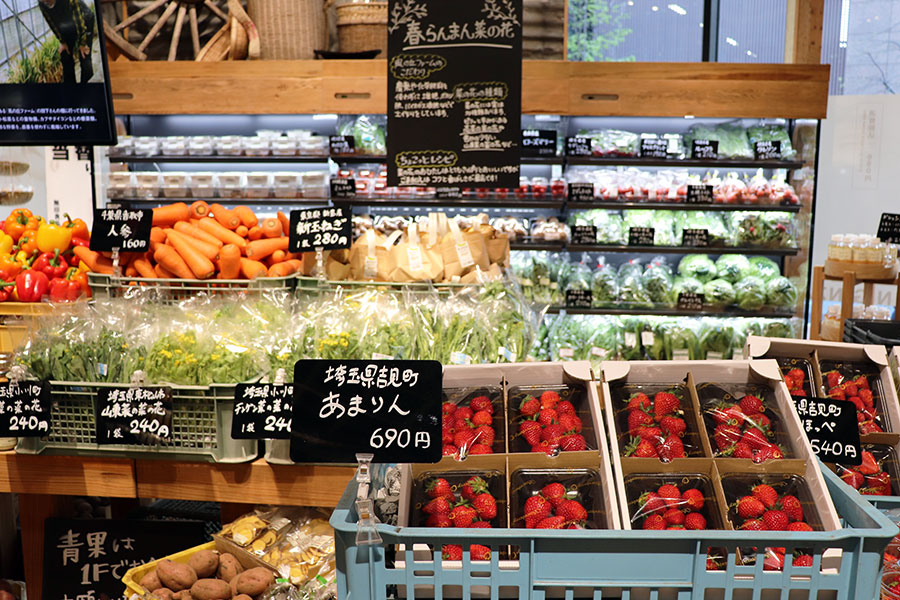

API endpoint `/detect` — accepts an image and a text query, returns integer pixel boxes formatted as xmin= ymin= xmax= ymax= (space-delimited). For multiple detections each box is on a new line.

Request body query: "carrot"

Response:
xmin=216 ymin=244 xmax=241 ymax=279
xmin=261 ymin=218 xmax=282 ymax=238
xmin=267 ymin=259 xmax=302 ymax=277
xmin=277 ymin=211 xmax=291 ymax=236
xmin=164 ymin=229 xmax=216 ymax=279
xmin=189 ymin=200 xmax=209 ymax=219
xmin=270 ymin=249 xmax=286 ymax=263
xmin=234 ymin=205 xmax=258 ymax=228
xmin=240 ymin=258 xmax=268 ymax=280
xmin=164 ymin=228 xmax=218 ymax=261
xmin=173 ymin=221 xmax=223 ymax=248
xmin=153 ymin=245 xmax=194 ymax=279
xmin=154 ymin=263 xmax=176 ymax=278
xmin=247 ymin=226 xmax=263 ymax=241
xmin=73 ymin=246 xmax=114 ymax=274
xmin=125 ymin=264 xmax=138 ymax=277
xmin=197 ymin=217 xmax=247 ymax=249
xmin=152 ymin=202 xmax=190 ymax=226
xmin=133 ymin=258 xmax=157 ymax=278
xmin=245 ymin=236 xmax=289 ymax=260
xmin=235 ymin=225 xmax=249 ymax=238
xmin=209 ymin=203 xmax=240 ymax=230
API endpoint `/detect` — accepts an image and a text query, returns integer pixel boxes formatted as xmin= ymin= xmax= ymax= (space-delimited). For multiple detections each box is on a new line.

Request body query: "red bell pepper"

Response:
xmin=48 ymin=275 xmax=82 ymax=302
xmin=0 ymin=281 xmax=14 ymax=302
xmin=33 ymin=250 xmax=68 ymax=279
xmin=14 ymin=269 xmax=49 ymax=302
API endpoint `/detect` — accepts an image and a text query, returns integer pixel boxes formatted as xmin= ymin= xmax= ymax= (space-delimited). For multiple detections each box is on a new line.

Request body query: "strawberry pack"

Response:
xmin=833 ymin=445 xmax=899 ymax=496
xmin=774 ymin=357 xmax=815 ymax=397
xmin=623 ymin=474 xmax=723 ymax=531
xmin=509 ymin=384 xmax=596 ymax=455
xmin=441 ymin=387 xmax=505 ymax=458
xmin=820 ymin=360 xmax=888 ymax=435
xmin=510 ymin=468 xmax=608 ymax=529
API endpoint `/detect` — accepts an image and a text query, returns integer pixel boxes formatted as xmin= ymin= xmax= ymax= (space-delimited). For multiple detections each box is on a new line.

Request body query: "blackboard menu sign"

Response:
xmin=677 ymin=292 xmax=704 ymax=311
xmin=96 ymin=387 xmax=173 ymax=445
xmin=567 ymin=182 xmax=594 ymax=203
xmin=0 ymin=381 xmax=50 ymax=437
xmin=290 ymin=359 xmax=442 ymax=463
xmin=43 ymin=518 xmax=206 ymax=600
xmin=566 ymin=136 xmax=592 ymax=157
xmin=640 ymin=138 xmax=668 ymax=159
xmin=330 ymin=135 xmax=356 ymax=155
xmin=565 ymin=289 xmax=592 ymax=308
xmin=691 ymin=140 xmax=719 ymax=160
xmin=681 ymin=228 xmax=709 ymax=248
xmin=877 ymin=213 xmax=900 ymax=244
xmin=90 ymin=207 xmax=152 ymax=252
xmin=289 ymin=207 xmax=352 ymax=252
xmin=571 ymin=225 xmax=597 ymax=245
xmin=686 ymin=184 xmax=714 ymax=204
xmin=754 ymin=140 xmax=782 ymax=160
xmin=387 ymin=0 xmax=523 ymax=188
xmin=628 ymin=227 xmax=655 ymax=246
xmin=232 ymin=383 xmax=294 ymax=440
xmin=435 ymin=187 xmax=463 ymax=199
xmin=330 ymin=178 xmax=357 ymax=199
xmin=521 ymin=129 xmax=557 ymax=157
xmin=793 ymin=396 xmax=862 ymax=465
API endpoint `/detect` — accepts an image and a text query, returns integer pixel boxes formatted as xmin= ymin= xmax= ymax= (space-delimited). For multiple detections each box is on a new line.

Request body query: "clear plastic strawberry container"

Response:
xmin=819 ymin=359 xmax=891 ymax=436
xmin=509 ymin=468 xmax=608 ymax=529
xmin=774 ymin=356 xmax=815 ymax=398
xmin=409 ymin=469 xmax=508 ymax=528
xmin=831 ymin=443 xmax=900 ymax=496
xmin=622 ymin=473 xmax=724 ymax=530
xmin=507 ymin=384 xmax=597 ymax=454
xmin=442 ymin=387 xmax=505 ymax=456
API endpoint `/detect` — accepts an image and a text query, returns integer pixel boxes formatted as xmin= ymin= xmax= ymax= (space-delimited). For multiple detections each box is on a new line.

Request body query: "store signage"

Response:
xmin=232 ymin=383 xmax=293 ymax=440
xmin=691 ymin=140 xmax=719 ymax=160
xmin=793 ymin=396 xmax=862 ymax=464
xmin=565 ymin=289 xmax=592 ymax=308
xmin=677 ymin=292 xmax=704 ymax=311
xmin=435 ymin=187 xmax=463 ymax=199
xmin=628 ymin=226 xmax=655 ymax=246
xmin=96 ymin=386 xmax=173 ymax=445
xmin=386 ymin=0 xmax=523 ymax=188
xmin=754 ymin=140 xmax=782 ymax=160
xmin=329 ymin=135 xmax=356 ymax=155
xmin=0 ymin=0 xmax=116 ymax=145
xmin=521 ymin=129 xmax=557 ymax=157
xmin=289 ymin=207 xmax=352 ymax=252
xmin=290 ymin=359 xmax=442 ymax=463
xmin=330 ymin=178 xmax=357 ymax=199
xmin=877 ymin=213 xmax=900 ymax=244
xmin=686 ymin=184 xmax=714 ymax=204
xmin=567 ymin=182 xmax=594 ymax=203
xmin=43 ymin=518 xmax=206 ymax=600
xmin=0 ymin=381 xmax=50 ymax=437
xmin=571 ymin=225 xmax=597 ymax=245
xmin=90 ymin=206 xmax=152 ymax=252
xmin=681 ymin=228 xmax=709 ymax=248
xmin=640 ymin=138 xmax=668 ymax=159
xmin=566 ymin=136 xmax=592 ymax=157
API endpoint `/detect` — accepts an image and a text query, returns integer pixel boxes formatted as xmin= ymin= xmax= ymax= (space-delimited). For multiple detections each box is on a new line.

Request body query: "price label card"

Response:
xmin=435 ymin=187 xmax=463 ymax=199
xmin=289 ymin=206 xmax=352 ymax=252
xmin=877 ymin=213 xmax=900 ymax=244
xmin=691 ymin=139 xmax=719 ymax=160
xmin=330 ymin=178 xmax=357 ymax=199
xmin=290 ymin=360 xmax=442 ymax=463
xmin=754 ymin=140 xmax=782 ymax=160
xmin=640 ymin=138 xmax=669 ymax=159
xmin=566 ymin=136 xmax=592 ymax=157
xmin=565 ymin=289 xmax=592 ymax=308
xmin=96 ymin=386 xmax=172 ymax=445
xmin=677 ymin=292 xmax=705 ymax=311
xmin=682 ymin=228 xmax=709 ymax=248
xmin=0 ymin=381 xmax=50 ymax=437
xmin=91 ymin=207 xmax=152 ymax=252
xmin=686 ymin=184 xmax=714 ymax=204
xmin=521 ymin=129 xmax=557 ymax=157
xmin=793 ymin=396 xmax=862 ymax=464
xmin=232 ymin=383 xmax=294 ymax=440
xmin=571 ymin=225 xmax=598 ymax=245
xmin=567 ymin=182 xmax=594 ymax=203
xmin=628 ymin=226 xmax=655 ymax=246
xmin=329 ymin=135 xmax=356 ymax=155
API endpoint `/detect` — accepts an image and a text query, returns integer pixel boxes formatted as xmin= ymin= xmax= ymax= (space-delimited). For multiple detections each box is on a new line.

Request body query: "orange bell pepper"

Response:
xmin=63 ymin=214 xmax=90 ymax=240
xmin=16 ymin=231 xmax=38 ymax=256
xmin=67 ymin=267 xmax=91 ymax=297
xmin=4 ymin=209 xmax=32 ymax=241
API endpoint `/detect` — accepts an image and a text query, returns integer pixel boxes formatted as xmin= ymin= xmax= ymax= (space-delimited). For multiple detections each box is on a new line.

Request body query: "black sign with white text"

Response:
xmin=754 ymin=140 xmax=782 ymax=160
xmin=681 ymin=228 xmax=709 ymax=248
xmin=0 ymin=381 xmax=49 ymax=437
xmin=565 ymin=289 xmax=592 ymax=308
xmin=640 ymin=138 xmax=669 ymax=159
xmin=289 ymin=207 xmax=352 ymax=252
xmin=90 ymin=207 xmax=152 ymax=252
xmin=566 ymin=136 xmax=592 ymax=157
xmin=877 ymin=213 xmax=900 ymax=244
xmin=571 ymin=225 xmax=597 ymax=245
xmin=435 ymin=186 xmax=463 ymax=199
xmin=677 ymin=292 xmax=705 ymax=311
xmin=691 ymin=140 xmax=719 ymax=160
xmin=628 ymin=227 xmax=655 ymax=246
xmin=232 ymin=383 xmax=294 ymax=440
xmin=521 ymin=129 xmax=557 ymax=157
xmin=329 ymin=135 xmax=356 ymax=155
xmin=330 ymin=178 xmax=357 ymax=199
xmin=96 ymin=387 xmax=172 ymax=445
xmin=686 ymin=184 xmax=714 ymax=204
xmin=793 ymin=396 xmax=862 ymax=464
xmin=567 ymin=182 xmax=594 ymax=203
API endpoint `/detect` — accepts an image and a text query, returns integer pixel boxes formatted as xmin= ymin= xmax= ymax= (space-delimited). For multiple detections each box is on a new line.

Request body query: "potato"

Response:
xmin=140 ymin=569 xmax=163 ymax=591
xmin=189 ymin=550 xmax=220 ymax=579
xmin=233 ymin=596 xmax=252 ymax=600
xmin=0 ymin=592 xmax=14 ymax=600
xmin=190 ymin=578 xmax=232 ymax=600
xmin=173 ymin=592 xmax=192 ymax=600
xmin=235 ymin=568 xmax=275 ymax=597
xmin=229 ymin=575 xmax=240 ymax=598
xmin=217 ymin=553 xmax=244 ymax=582
xmin=157 ymin=559 xmax=199 ymax=592
xmin=151 ymin=588 xmax=174 ymax=600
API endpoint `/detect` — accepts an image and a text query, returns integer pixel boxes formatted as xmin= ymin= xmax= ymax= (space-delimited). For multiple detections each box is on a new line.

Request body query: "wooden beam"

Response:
xmin=786 ymin=0 xmax=825 ymax=64
xmin=0 ymin=452 xmax=136 ymax=497
xmin=19 ymin=494 xmax=66 ymax=600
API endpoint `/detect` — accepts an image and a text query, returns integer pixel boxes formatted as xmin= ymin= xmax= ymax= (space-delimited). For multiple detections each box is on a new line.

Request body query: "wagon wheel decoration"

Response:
xmin=102 ymin=0 xmax=229 ymax=61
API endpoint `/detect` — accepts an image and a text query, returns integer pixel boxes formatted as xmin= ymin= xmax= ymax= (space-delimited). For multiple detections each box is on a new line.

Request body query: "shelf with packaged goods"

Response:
xmin=510 ymin=242 xmax=800 ymax=256
xmin=545 ymin=306 xmax=797 ymax=318
xmin=114 ymin=196 xmax=568 ymax=210
xmin=564 ymin=156 xmax=806 ymax=169
xmin=110 ymin=154 xmax=330 ymax=164
xmin=567 ymin=201 xmax=802 ymax=213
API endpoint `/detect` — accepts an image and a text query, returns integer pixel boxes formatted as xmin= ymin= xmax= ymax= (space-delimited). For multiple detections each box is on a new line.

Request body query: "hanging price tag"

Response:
xmin=407 ymin=246 xmax=424 ymax=272
xmin=691 ymin=140 xmax=719 ymax=160
xmin=456 ymin=242 xmax=475 ymax=268
xmin=0 ymin=381 xmax=50 ymax=437
xmin=96 ymin=387 xmax=173 ymax=445
xmin=793 ymin=396 xmax=862 ymax=464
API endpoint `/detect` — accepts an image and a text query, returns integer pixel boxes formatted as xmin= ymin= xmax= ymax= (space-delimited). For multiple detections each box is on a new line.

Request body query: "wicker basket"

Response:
xmin=247 ymin=0 xmax=327 ymax=59
xmin=335 ymin=1 xmax=387 ymax=54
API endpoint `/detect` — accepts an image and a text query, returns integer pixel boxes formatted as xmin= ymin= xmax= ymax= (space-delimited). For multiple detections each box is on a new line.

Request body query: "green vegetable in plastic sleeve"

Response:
xmin=731 ymin=212 xmax=796 ymax=248
xmin=734 ymin=276 xmax=767 ymax=311
xmin=587 ymin=315 xmax=621 ymax=366
xmin=673 ymin=276 xmax=705 ymax=296
xmin=643 ymin=261 xmax=675 ymax=306
xmin=656 ymin=318 xmax=701 ymax=360
xmin=747 ymin=123 xmax=795 ymax=159
xmin=698 ymin=317 xmax=736 ymax=360
xmin=685 ymin=122 xmax=753 ymax=159
xmin=618 ymin=261 xmax=653 ymax=307
xmin=714 ymin=254 xmax=751 ymax=284
xmin=624 ymin=210 xmax=677 ymax=245
xmin=748 ymin=256 xmax=781 ymax=281
xmin=676 ymin=212 xmax=730 ymax=247
xmin=338 ymin=114 xmax=386 ymax=155
xmin=619 ymin=316 xmax=645 ymax=360
xmin=678 ymin=254 xmax=717 ymax=283
xmin=763 ymin=318 xmax=794 ymax=338
xmin=591 ymin=263 xmax=618 ymax=307
xmin=702 ymin=278 xmax=735 ymax=307
xmin=766 ymin=276 xmax=798 ymax=309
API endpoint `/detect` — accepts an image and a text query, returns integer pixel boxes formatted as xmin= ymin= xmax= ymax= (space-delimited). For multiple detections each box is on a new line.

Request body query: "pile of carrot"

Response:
xmin=80 ymin=202 xmax=302 ymax=280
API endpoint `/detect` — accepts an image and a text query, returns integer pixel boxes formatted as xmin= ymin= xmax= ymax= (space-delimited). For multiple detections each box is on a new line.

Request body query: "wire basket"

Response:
xmin=88 ymin=272 xmax=296 ymax=303
xmin=334 ymin=0 xmax=387 ymax=54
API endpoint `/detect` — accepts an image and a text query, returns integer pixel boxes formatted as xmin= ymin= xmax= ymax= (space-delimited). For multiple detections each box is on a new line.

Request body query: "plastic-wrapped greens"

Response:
xmin=702 ymin=279 xmax=735 ymax=307
xmin=618 ymin=260 xmax=653 ymax=307
xmin=592 ymin=211 xmax=627 ymax=245
xmin=677 ymin=254 xmax=717 ymax=283
xmin=587 ymin=315 xmax=621 ymax=365
xmin=714 ymin=254 xmax=751 ymax=284
xmin=510 ymin=251 xmax=534 ymax=302
xmin=734 ymin=276 xmax=767 ymax=311
xmin=624 ymin=210 xmax=677 ymax=245
xmin=698 ymin=317 xmax=736 ymax=359
xmin=747 ymin=123 xmax=796 ymax=159
xmin=766 ymin=276 xmax=798 ymax=309
xmin=337 ymin=114 xmax=386 ymax=155
xmin=676 ymin=212 xmax=730 ymax=247
xmin=673 ymin=276 xmax=705 ymax=296
xmin=591 ymin=261 xmax=618 ymax=307
xmin=763 ymin=318 xmax=794 ymax=338
xmin=748 ymin=256 xmax=781 ymax=281
xmin=619 ymin=317 xmax=646 ymax=360
xmin=642 ymin=258 xmax=675 ymax=306
xmin=685 ymin=122 xmax=753 ymax=159
xmin=651 ymin=318 xmax=701 ymax=360
xmin=731 ymin=212 xmax=797 ymax=248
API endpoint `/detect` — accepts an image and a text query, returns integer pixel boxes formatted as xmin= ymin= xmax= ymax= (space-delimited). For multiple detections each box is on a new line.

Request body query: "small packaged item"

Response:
xmin=509 ymin=468 xmax=608 ymax=529
xmin=508 ymin=384 xmax=594 ymax=454
xmin=243 ymin=136 xmax=272 ymax=156
xmin=623 ymin=474 xmax=723 ymax=530
xmin=135 ymin=172 xmax=161 ymax=197
xmin=109 ymin=136 xmax=133 ymax=157
xmin=833 ymin=444 xmax=898 ymax=495
xmin=214 ymin=135 xmax=244 ymax=156
xmin=107 ymin=172 xmax=135 ymax=199
xmin=272 ymin=137 xmax=299 ymax=156
xmin=819 ymin=361 xmax=889 ymax=435
xmin=132 ymin=136 xmax=159 ymax=156
xmin=189 ymin=172 xmax=216 ymax=198
xmin=186 ymin=136 xmax=214 ymax=156
xmin=160 ymin=136 xmax=187 ymax=156
xmin=161 ymin=172 xmax=189 ymax=198
xmin=273 ymin=172 xmax=301 ymax=198
xmin=441 ymin=387 xmax=505 ymax=457
xmin=246 ymin=172 xmax=273 ymax=198
xmin=218 ymin=172 xmax=246 ymax=199
xmin=410 ymin=469 xmax=507 ymax=528
xmin=298 ymin=136 xmax=329 ymax=156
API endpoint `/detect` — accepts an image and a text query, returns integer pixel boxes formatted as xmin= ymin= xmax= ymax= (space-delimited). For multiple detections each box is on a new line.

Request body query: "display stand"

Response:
xmin=809 ymin=265 xmax=900 ymax=340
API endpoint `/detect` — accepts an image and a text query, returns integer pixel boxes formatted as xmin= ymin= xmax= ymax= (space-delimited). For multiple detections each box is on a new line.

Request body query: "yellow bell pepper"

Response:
xmin=36 ymin=222 xmax=73 ymax=253
xmin=0 ymin=232 xmax=13 ymax=256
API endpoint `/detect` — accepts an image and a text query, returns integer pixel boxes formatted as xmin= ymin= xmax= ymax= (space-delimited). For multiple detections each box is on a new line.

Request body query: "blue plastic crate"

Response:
xmin=331 ymin=465 xmax=898 ymax=600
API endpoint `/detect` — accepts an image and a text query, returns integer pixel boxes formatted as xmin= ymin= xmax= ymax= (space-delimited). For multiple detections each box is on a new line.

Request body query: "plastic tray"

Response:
xmin=410 ymin=469 xmax=508 ymax=528
xmin=622 ymin=473 xmax=724 ymax=530
xmin=844 ymin=319 xmax=900 ymax=347
xmin=829 ymin=443 xmax=900 ymax=497
xmin=509 ymin=467 xmax=608 ymax=529
xmin=443 ymin=387 xmax=506 ymax=455
xmin=819 ymin=359 xmax=893 ymax=436
xmin=15 ymin=381 xmax=257 ymax=462
xmin=507 ymin=384 xmax=597 ymax=454
xmin=88 ymin=272 xmax=296 ymax=303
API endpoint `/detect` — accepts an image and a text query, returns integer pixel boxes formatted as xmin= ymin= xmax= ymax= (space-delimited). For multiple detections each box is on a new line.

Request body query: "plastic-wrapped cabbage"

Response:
xmin=763 ymin=319 xmax=794 ymax=338
xmin=624 ymin=210 xmax=677 ymax=245
xmin=702 ymin=278 xmax=735 ymax=307
xmin=698 ymin=318 xmax=736 ymax=359
xmin=565 ymin=260 xmax=592 ymax=294
xmin=734 ymin=276 xmax=767 ymax=311
xmin=714 ymin=254 xmax=751 ymax=284
xmin=618 ymin=261 xmax=652 ymax=307
xmin=676 ymin=212 xmax=730 ymax=247
xmin=338 ymin=114 xmax=386 ymax=155
xmin=766 ymin=276 xmax=798 ymax=309
xmin=748 ymin=256 xmax=781 ymax=281
xmin=678 ymin=254 xmax=717 ymax=283
xmin=673 ymin=276 xmax=704 ymax=296
xmin=685 ymin=122 xmax=752 ymax=159
xmin=591 ymin=263 xmax=618 ymax=307
xmin=731 ymin=212 xmax=796 ymax=248
xmin=747 ymin=123 xmax=796 ymax=159
xmin=643 ymin=260 xmax=675 ymax=306
xmin=578 ymin=210 xmax=627 ymax=244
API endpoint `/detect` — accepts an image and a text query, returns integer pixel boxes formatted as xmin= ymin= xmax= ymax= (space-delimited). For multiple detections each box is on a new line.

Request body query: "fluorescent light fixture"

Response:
xmin=627 ymin=1 xmax=634 ymax=5
xmin=313 ymin=114 xmax=338 ymax=120
xmin=651 ymin=5 xmax=659 ymax=11
xmin=726 ymin=37 xmax=738 ymax=46
xmin=667 ymin=3 xmax=686 ymax=15
xmin=839 ymin=0 xmax=850 ymax=43
xmin=684 ymin=115 xmax=695 ymax=119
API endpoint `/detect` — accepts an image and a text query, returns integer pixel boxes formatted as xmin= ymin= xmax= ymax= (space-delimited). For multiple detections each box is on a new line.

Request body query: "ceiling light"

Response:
xmin=667 ymin=3 xmax=687 ymax=15
xmin=726 ymin=37 xmax=738 ymax=46
xmin=627 ymin=1 xmax=634 ymax=5
xmin=651 ymin=5 xmax=659 ymax=11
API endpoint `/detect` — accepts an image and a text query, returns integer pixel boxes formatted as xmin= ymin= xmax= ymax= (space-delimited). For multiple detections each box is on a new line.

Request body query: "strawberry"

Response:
xmin=525 ymin=495 xmax=552 ymax=521
xmin=859 ymin=388 xmax=874 ymax=407
xmin=848 ymin=396 xmax=865 ymax=412
xmin=461 ymin=476 xmax=488 ymax=501
xmin=540 ymin=390 xmax=561 ymax=408
xmin=828 ymin=387 xmax=845 ymax=401
xmin=453 ymin=417 xmax=470 ymax=431
xmin=541 ymin=482 xmax=567 ymax=507
xmin=706 ymin=556 xmax=723 ymax=571
xmin=468 ymin=444 xmax=493 ymax=455
xmin=790 ymin=389 xmax=807 ymax=397
xmin=721 ymin=405 xmax=745 ymax=426
xmin=654 ymin=392 xmax=680 ymax=418
xmin=473 ymin=493 xmax=497 ymax=520
xmin=639 ymin=491 xmax=667 ymax=516
xmin=560 ymin=434 xmax=587 ymax=452
xmin=858 ymin=451 xmax=879 ymax=475
xmin=826 ymin=371 xmax=841 ymax=389
xmin=642 ymin=514 xmax=666 ymax=530
xmin=855 ymin=375 xmax=870 ymax=390
xmin=538 ymin=408 xmax=559 ymax=426
xmin=860 ymin=420 xmax=884 ymax=434
xmin=844 ymin=383 xmax=859 ymax=397
xmin=471 ymin=410 xmax=493 ymax=427
xmin=863 ymin=471 xmax=892 ymax=495
xmin=744 ymin=413 xmax=771 ymax=431
xmin=710 ymin=404 xmax=733 ymax=425
xmin=780 ymin=495 xmax=804 ymax=522
xmin=427 ymin=478 xmax=452 ymax=499
xmin=753 ymin=444 xmax=783 ymax=463
xmin=667 ymin=525 xmax=685 ymax=530
xmin=762 ymin=510 xmax=789 ymax=531
xmin=628 ymin=437 xmax=658 ymax=458
xmin=427 ymin=514 xmax=452 ymax=527
xmin=682 ymin=488 xmax=705 ymax=510
xmin=520 ymin=421 xmax=542 ymax=446
xmin=471 ymin=521 xmax=492 ymax=528
xmin=442 ymin=402 xmax=457 ymax=415
xmin=449 ymin=505 xmax=477 ymax=527
xmin=763 ymin=551 xmax=785 ymax=572
xmin=736 ymin=496 xmax=765 ymax=519
xmin=663 ymin=508 xmax=685 ymax=525
xmin=636 ymin=425 xmax=663 ymax=440
xmin=541 ymin=424 xmax=567 ymax=445
xmin=659 ymin=416 xmax=687 ymax=437
xmin=628 ymin=409 xmax=654 ymax=434
xmin=787 ymin=368 xmax=805 ymax=382
xmin=531 ymin=440 xmax=558 ymax=455
xmin=787 ymin=522 xmax=813 ymax=532
xmin=684 ymin=513 xmax=707 ymax=530
xmin=739 ymin=394 xmax=763 ymax=415
xmin=627 ymin=393 xmax=651 ymax=411
xmin=752 ymin=484 xmax=779 ymax=509
xmin=473 ymin=425 xmax=495 ymax=447
xmin=442 ymin=444 xmax=458 ymax=456
xmin=559 ymin=413 xmax=583 ymax=434
xmin=557 ymin=499 xmax=588 ymax=524
xmin=442 ymin=429 xmax=454 ymax=446
xmin=840 ymin=469 xmax=864 ymax=489
xmin=470 ymin=545 xmax=491 ymax=560
xmin=455 ymin=407 xmax=474 ymax=422
xmin=442 ymin=545 xmax=462 ymax=560
xmin=657 ymin=484 xmax=682 ymax=508
xmin=739 ymin=519 xmax=764 ymax=531
xmin=454 ymin=429 xmax=476 ymax=450
xmin=556 ymin=400 xmax=576 ymax=415
xmin=740 ymin=429 xmax=769 ymax=450
xmin=657 ymin=435 xmax=686 ymax=461
xmin=713 ymin=424 xmax=742 ymax=451
xmin=793 ymin=554 xmax=813 ymax=567
xmin=536 ymin=516 xmax=566 ymax=529
xmin=423 ymin=496 xmax=452 ymax=516
xmin=520 ymin=396 xmax=540 ymax=417
xmin=470 ymin=396 xmax=493 ymax=414
xmin=732 ymin=442 xmax=754 ymax=459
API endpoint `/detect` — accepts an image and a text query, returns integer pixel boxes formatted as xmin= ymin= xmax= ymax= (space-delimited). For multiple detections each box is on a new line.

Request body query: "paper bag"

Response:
xmin=390 ymin=223 xmax=443 ymax=282
xmin=440 ymin=218 xmax=489 ymax=281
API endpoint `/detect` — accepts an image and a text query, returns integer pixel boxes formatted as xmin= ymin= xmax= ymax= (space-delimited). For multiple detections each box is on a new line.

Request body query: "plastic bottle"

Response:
xmin=851 ymin=234 xmax=869 ymax=263
xmin=827 ymin=234 xmax=841 ymax=260
xmin=834 ymin=234 xmax=852 ymax=262
xmin=821 ymin=305 xmax=842 ymax=341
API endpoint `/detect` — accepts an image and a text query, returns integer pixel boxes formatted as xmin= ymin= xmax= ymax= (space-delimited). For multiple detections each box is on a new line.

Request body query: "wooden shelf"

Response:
xmin=0 ymin=451 xmax=136 ymax=497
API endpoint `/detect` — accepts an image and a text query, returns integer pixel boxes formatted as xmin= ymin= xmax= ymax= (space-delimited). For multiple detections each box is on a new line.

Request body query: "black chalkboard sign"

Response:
xmin=571 ymin=225 xmax=597 ymax=245
xmin=435 ymin=187 xmax=463 ymax=199
xmin=329 ymin=135 xmax=356 ymax=155
xmin=290 ymin=359 xmax=442 ymax=463
xmin=387 ymin=0 xmax=523 ymax=188
xmin=90 ymin=207 xmax=152 ymax=252
xmin=521 ymin=129 xmax=557 ymax=157
xmin=640 ymin=138 xmax=668 ymax=159
xmin=289 ymin=207 xmax=352 ymax=252
xmin=754 ymin=140 xmax=782 ymax=160
xmin=793 ymin=396 xmax=862 ymax=465
xmin=877 ymin=213 xmax=900 ymax=244
xmin=567 ymin=182 xmax=594 ymax=203
xmin=628 ymin=227 xmax=655 ymax=246
xmin=681 ymin=228 xmax=709 ymax=248
xmin=330 ymin=178 xmax=357 ymax=199
xmin=686 ymin=184 xmax=714 ymax=204
xmin=566 ymin=136 xmax=592 ymax=157
xmin=0 ymin=381 xmax=49 ymax=437
xmin=677 ymin=292 xmax=705 ymax=311
xmin=565 ymin=289 xmax=592 ymax=308
xmin=691 ymin=140 xmax=719 ymax=160
xmin=96 ymin=387 xmax=173 ymax=445
xmin=43 ymin=518 xmax=206 ymax=600
xmin=232 ymin=383 xmax=294 ymax=440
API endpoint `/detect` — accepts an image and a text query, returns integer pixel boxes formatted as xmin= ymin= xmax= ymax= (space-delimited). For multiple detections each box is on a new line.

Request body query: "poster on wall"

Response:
xmin=386 ymin=0 xmax=523 ymax=188
xmin=0 ymin=0 xmax=116 ymax=145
